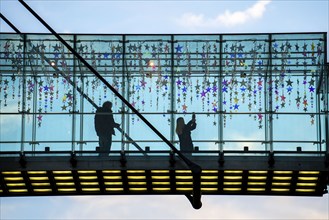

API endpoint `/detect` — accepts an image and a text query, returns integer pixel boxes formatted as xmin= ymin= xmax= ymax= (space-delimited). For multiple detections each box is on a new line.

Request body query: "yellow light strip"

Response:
xmin=56 ymin=182 xmax=75 ymax=186
xmin=103 ymin=170 xmax=121 ymax=174
xmin=153 ymin=188 xmax=171 ymax=191
xmin=297 ymin=183 xmax=316 ymax=187
xmin=176 ymin=170 xmax=192 ymax=174
xmin=202 ymin=170 xmax=218 ymax=174
xmin=271 ymin=188 xmax=290 ymax=192
xmin=28 ymin=171 xmax=47 ymax=174
xmin=53 ymin=171 xmax=72 ymax=174
xmin=80 ymin=182 xmax=99 ymax=186
xmin=224 ymin=182 xmax=242 ymax=185
xmin=151 ymin=170 xmax=169 ymax=174
xmin=29 ymin=177 xmax=49 ymax=181
xmin=79 ymin=176 xmax=98 ymax=180
xmin=82 ymin=188 xmax=100 ymax=192
xmin=105 ymin=188 xmax=124 ymax=191
xmin=298 ymin=177 xmax=318 ymax=181
xmin=6 ymin=183 xmax=26 ymax=187
xmin=224 ymin=170 xmax=243 ymax=174
xmin=4 ymin=177 xmax=24 ymax=181
xmin=127 ymin=170 xmax=145 ymax=174
xmin=296 ymin=189 xmax=315 ymax=192
xmin=104 ymin=182 xmax=123 ymax=186
xmin=272 ymin=182 xmax=290 ymax=186
xmin=299 ymin=171 xmax=319 ymax=175
xmin=129 ymin=188 xmax=147 ymax=191
xmin=152 ymin=176 xmax=170 ymax=180
xmin=273 ymin=176 xmax=292 ymax=181
xmin=248 ymin=176 xmax=267 ymax=180
xmin=128 ymin=182 xmax=147 ymax=185
xmin=176 ymin=188 xmax=193 ymax=191
xmin=78 ymin=170 xmax=97 ymax=174
xmin=224 ymin=176 xmax=242 ymax=180
xmin=273 ymin=171 xmax=292 ymax=174
xmin=201 ymin=176 xmax=218 ymax=180
xmin=33 ymin=189 xmax=52 ymax=193
xmin=2 ymin=171 xmax=21 ymax=175
xmin=176 ymin=176 xmax=193 ymax=180
xmin=127 ymin=176 xmax=146 ymax=180
xmin=248 ymin=182 xmax=266 ymax=186
xmin=249 ymin=171 xmax=267 ymax=174
xmin=247 ymin=188 xmax=265 ymax=192
xmin=32 ymin=183 xmax=50 ymax=186
xmin=223 ymin=188 xmax=241 ymax=191
xmin=176 ymin=182 xmax=193 ymax=185
xmin=8 ymin=189 xmax=28 ymax=193
xmin=201 ymin=188 xmax=218 ymax=191
xmin=152 ymin=182 xmax=170 ymax=185
xmin=58 ymin=188 xmax=76 ymax=192
xmin=54 ymin=176 xmax=73 ymax=181
xmin=201 ymin=182 xmax=217 ymax=185
xmin=103 ymin=176 xmax=122 ymax=180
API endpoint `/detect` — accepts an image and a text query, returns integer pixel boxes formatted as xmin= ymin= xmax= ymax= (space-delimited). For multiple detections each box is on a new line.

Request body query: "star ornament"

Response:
xmin=182 ymin=104 xmax=187 ymax=111
xmin=309 ymin=86 xmax=315 ymax=92
xmin=257 ymin=114 xmax=263 ymax=120
xmin=175 ymin=44 xmax=183 ymax=53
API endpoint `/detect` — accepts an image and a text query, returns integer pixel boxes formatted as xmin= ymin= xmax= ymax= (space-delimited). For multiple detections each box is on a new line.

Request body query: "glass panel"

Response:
xmin=0 ymin=114 xmax=22 ymax=142
xmin=224 ymin=114 xmax=265 ymax=151
xmin=272 ymin=115 xmax=321 ymax=153
xmin=0 ymin=33 xmax=327 ymax=157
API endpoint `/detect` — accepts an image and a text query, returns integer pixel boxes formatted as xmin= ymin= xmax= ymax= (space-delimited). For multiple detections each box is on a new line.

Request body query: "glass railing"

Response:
xmin=0 ymin=33 xmax=328 ymax=156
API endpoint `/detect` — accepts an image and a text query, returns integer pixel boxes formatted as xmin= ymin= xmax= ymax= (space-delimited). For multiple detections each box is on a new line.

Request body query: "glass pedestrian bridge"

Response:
xmin=0 ymin=31 xmax=328 ymax=208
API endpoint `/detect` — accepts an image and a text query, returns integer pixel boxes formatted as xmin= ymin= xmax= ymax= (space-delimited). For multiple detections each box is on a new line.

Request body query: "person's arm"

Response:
xmin=109 ymin=113 xmax=120 ymax=128
xmin=186 ymin=120 xmax=196 ymax=131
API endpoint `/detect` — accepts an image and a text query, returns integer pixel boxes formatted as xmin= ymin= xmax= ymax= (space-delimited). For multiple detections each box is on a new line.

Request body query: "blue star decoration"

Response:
xmin=309 ymin=86 xmax=315 ymax=92
xmin=233 ymin=104 xmax=239 ymax=110
xmin=175 ymin=44 xmax=183 ymax=53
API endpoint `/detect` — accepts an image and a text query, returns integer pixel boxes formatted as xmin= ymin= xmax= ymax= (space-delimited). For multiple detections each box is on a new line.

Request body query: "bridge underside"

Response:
xmin=1 ymin=152 xmax=328 ymax=197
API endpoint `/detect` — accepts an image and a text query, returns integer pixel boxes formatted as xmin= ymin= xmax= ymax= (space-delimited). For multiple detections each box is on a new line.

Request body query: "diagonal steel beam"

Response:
xmin=1 ymin=12 xmax=146 ymax=155
xmin=0 ymin=13 xmax=21 ymax=34
xmin=18 ymin=0 xmax=202 ymax=208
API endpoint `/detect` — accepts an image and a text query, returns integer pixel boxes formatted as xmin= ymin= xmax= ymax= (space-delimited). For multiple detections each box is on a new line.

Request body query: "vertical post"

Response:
xmin=21 ymin=34 xmax=27 ymax=152
xmin=324 ymin=62 xmax=329 ymax=156
xmin=170 ymin=35 xmax=175 ymax=149
xmin=78 ymin=37 xmax=85 ymax=152
xmin=121 ymin=35 xmax=126 ymax=152
xmin=324 ymin=33 xmax=329 ymax=154
xmin=267 ymin=34 xmax=274 ymax=152
xmin=72 ymin=34 xmax=77 ymax=152
xmin=30 ymin=38 xmax=38 ymax=152
xmin=218 ymin=35 xmax=224 ymax=152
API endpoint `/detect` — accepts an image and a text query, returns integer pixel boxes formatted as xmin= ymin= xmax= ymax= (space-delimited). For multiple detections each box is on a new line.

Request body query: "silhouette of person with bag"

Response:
xmin=95 ymin=101 xmax=120 ymax=156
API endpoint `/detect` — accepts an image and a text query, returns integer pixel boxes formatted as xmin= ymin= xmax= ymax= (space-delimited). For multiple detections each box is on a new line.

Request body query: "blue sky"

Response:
xmin=1 ymin=0 xmax=329 ymax=219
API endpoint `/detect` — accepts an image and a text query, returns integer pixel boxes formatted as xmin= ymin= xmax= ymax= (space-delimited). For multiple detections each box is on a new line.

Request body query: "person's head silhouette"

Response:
xmin=176 ymin=117 xmax=185 ymax=135
xmin=102 ymin=101 xmax=112 ymax=111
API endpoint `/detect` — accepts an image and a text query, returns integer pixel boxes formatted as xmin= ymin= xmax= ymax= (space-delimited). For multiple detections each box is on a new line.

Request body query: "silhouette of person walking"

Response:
xmin=175 ymin=113 xmax=197 ymax=156
xmin=95 ymin=101 xmax=120 ymax=156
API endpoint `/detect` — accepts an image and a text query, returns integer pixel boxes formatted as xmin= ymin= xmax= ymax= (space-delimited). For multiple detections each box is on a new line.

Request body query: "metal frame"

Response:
xmin=1 ymin=4 xmax=329 ymax=209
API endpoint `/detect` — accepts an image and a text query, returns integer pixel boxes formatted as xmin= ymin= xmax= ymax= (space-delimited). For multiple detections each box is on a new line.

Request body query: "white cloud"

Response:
xmin=42 ymin=195 xmax=329 ymax=219
xmin=178 ymin=1 xmax=271 ymax=29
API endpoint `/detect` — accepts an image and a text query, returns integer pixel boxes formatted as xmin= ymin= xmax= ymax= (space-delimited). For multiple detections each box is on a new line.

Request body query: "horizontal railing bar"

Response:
xmin=0 ymin=150 xmax=327 ymax=156
xmin=0 ymin=112 xmax=322 ymax=115
xmin=0 ymin=139 xmax=322 ymax=144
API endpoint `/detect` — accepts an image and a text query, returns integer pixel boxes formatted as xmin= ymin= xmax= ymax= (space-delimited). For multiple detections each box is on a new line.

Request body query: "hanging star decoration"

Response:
xmin=0 ymin=36 xmax=324 ymax=129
